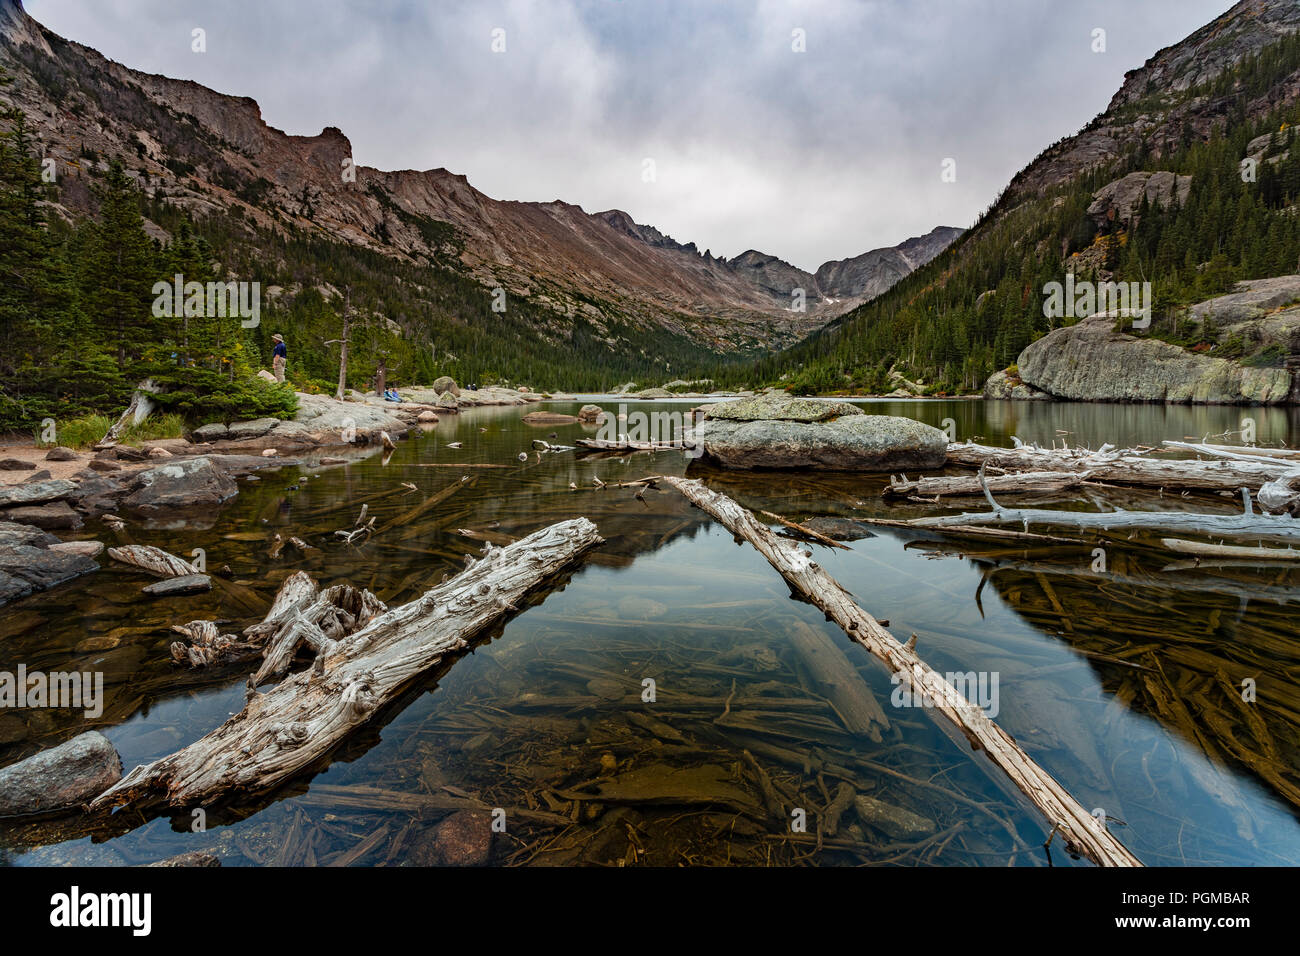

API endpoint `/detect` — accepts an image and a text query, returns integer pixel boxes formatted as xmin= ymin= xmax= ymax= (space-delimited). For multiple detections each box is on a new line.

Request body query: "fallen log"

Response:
xmin=90 ymin=517 xmax=603 ymax=811
xmin=1158 ymin=538 xmax=1300 ymax=561
xmin=1161 ymin=440 xmax=1300 ymax=462
xmin=662 ymin=475 xmax=1141 ymax=867
xmin=883 ymin=470 xmax=1088 ymax=499
xmin=907 ymin=477 xmax=1300 ymax=543
xmin=947 ymin=441 xmax=1294 ymax=491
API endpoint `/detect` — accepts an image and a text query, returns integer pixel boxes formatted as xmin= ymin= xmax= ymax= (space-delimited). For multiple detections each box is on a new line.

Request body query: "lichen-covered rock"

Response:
xmin=432 ymin=375 xmax=461 ymax=397
xmin=122 ymin=457 xmax=239 ymax=513
xmin=700 ymin=414 xmax=947 ymax=470
xmin=704 ymin=395 xmax=862 ymax=423
xmin=1017 ymin=314 xmax=1292 ymax=403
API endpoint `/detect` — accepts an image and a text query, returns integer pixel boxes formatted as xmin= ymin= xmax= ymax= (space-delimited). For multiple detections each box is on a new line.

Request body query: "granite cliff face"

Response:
xmin=1014 ymin=314 xmax=1292 ymax=404
xmin=1001 ymin=276 xmax=1300 ymax=405
xmin=0 ymin=0 xmax=959 ymax=356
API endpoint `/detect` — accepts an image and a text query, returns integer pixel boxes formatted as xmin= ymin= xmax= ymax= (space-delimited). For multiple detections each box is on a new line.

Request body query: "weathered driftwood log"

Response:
xmin=1161 ymin=440 xmax=1300 ymax=462
xmin=98 ymin=379 xmax=160 ymax=447
xmin=1257 ymin=471 xmax=1300 ymax=516
xmin=947 ymin=441 xmax=1294 ymax=491
xmin=908 ymin=481 xmax=1300 ymax=543
xmin=90 ymin=517 xmax=603 ymax=811
xmin=108 ymin=544 xmax=198 ymax=577
xmin=787 ymin=618 xmax=889 ymax=741
xmin=662 ymin=476 xmax=1141 ymax=867
xmin=1158 ymin=538 xmax=1300 ymax=561
xmin=251 ymin=583 xmax=388 ymax=686
xmin=883 ymin=470 xmax=1088 ymax=499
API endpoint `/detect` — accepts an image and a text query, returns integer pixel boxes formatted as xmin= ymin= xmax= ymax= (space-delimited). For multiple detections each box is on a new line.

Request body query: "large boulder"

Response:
xmin=0 ymin=732 xmax=122 ymax=816
xmin=699 ymin=414 xmax=948 ymax=471
xmin=435 ymin=391 xmax=460 ymax=412
xmin=432 ymin=376 xmax=461 ymax=397
xmin=1016 ymin=314 xmax=1292 ymax=404
xmin=122 ymin=456 xmax=239 ymax=513
xmin=706 ymin=395 xmax=862 ymax=423
xmin=983 ymin=369 xmax=1053 ymax=401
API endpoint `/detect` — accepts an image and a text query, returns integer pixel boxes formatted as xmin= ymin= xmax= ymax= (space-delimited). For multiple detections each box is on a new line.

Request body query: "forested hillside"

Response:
xmin=722 ymin=22 xmax=1300 ymax=396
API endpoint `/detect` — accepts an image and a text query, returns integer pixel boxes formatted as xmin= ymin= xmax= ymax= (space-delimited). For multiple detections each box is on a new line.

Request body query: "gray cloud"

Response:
xmin=27 ymin=0 xmax=1230 ymax=270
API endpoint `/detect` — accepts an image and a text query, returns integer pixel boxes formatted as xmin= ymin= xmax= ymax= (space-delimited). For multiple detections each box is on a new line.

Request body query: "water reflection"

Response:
xmin=1 ymin=398 xmax=1298 ymax=866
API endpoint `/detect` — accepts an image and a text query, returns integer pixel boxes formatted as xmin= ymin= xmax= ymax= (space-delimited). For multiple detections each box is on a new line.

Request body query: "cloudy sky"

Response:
xmin=27 ymin=0 xmax=1230 ymax=271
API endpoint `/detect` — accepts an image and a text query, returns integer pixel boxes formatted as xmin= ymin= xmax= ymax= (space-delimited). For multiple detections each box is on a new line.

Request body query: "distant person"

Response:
xmin=271 ymin=333 xmax=287 ymax=382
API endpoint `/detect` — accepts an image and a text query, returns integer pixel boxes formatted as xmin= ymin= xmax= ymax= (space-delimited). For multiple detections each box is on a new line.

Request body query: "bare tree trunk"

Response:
xmin=90 ymin=517 xmax=602 ymax=811
xmin=662 ymin=476 xmax=1141 ymax=867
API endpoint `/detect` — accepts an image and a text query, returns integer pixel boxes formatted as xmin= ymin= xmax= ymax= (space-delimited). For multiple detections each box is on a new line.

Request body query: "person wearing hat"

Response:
xmin=271 ymin=333 xmax=287 ymax=383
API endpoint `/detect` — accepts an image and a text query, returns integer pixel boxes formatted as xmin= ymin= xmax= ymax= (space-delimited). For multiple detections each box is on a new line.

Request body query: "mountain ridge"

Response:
xmin=0 ymin=0 xmax=961 ymax=356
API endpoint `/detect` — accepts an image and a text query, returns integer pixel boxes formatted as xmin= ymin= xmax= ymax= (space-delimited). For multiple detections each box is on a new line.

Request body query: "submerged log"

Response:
xmin=662 ymin=475 xmax=1141 ymax=867
xmin=90 ymin=517 xmax=603 ymax=811
xmin=787 ymin=618 xmax=889 ymax=741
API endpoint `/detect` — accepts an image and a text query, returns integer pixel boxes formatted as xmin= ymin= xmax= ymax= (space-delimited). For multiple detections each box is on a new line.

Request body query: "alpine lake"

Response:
xmin=2 ymin=397 xmax=1299 ymax=867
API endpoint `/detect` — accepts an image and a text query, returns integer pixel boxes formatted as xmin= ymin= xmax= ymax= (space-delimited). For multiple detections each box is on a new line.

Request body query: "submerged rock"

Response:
xmin=0 ymin=731 xmax=122 ymax=817
xmin=853 ymin=794 xmax=935 ymax=839
xmin=409 ymin=810 xmax=491 ymax=866
xmin=0 ymin=534 xmax=99 ymax=607
xmin=796 ymin=517 xmax=878 ymax=541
